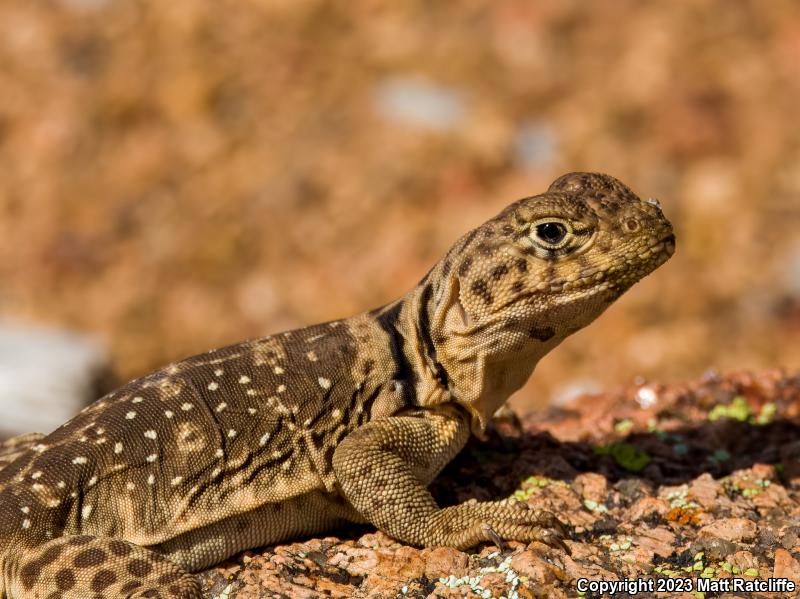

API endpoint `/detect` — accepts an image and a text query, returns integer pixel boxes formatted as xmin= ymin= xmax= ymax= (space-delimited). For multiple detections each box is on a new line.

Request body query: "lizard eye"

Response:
xmin=534 ymin=222 xmax=568 ymax=245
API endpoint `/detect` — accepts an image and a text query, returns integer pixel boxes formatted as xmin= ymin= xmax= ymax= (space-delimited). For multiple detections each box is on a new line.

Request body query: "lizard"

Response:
xmin=0 ymin=172 xmax=675 ymax=598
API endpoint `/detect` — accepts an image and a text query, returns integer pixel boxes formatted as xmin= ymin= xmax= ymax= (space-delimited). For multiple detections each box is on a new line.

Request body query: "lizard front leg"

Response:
xmin=332 ymin=404 xmax=567 ymax=550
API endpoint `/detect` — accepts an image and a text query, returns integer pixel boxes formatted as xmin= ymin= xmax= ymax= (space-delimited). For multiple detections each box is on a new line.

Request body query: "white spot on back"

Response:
xmin=207 ymin=381 xmax=219 ymax=391
xmin=228 ymin=429 xmax=237 ymax=438
xmin=215 ymin=448 xmax=224 ymax=458
xmin=214 ymin=369 xmax=224 ymax=377
xmin=165 ymin=410 xmax=175 ymax=418
xmin=81 ymin=505 xmax=93 ymax=520
xmin=31 ymin=483 xmax=44 ymax=492
xmin=31 ymin=471 xmax=42 ymax=480
xmin=246 ymin=389 xmax=257 ymax=396
xmin=274 ymin=366 xmax=284 ymax=375
xmin=216 ymin=402 xmax=227 ymax=412
xmin=132 ymin=396 xmax=143 ymax=403
xmin=239 ymin=375 xmax=251 ymax=384
xmin=171 ymin=476 xmax=183 ymax=486
xmin=88 ymin=476 xmax=98 ymax=487
xmin=125 ymin=411 xmax=137 ymax=420
xmin=259 ymin=432 xmax=270 ymax=446
xmin=114 ymin=442 xmax=123 ymax=454
xmin=146 ymin=454 xmax=158 ymax=462
xmin=20 ymin=506 xmax=29 ymax=514
xmin=182 ymin=403 xmax=193 ymax=411
xmin=318 ymin=377 xmax=331 ymax=389
xmin=144 ymin=430 xmax=157 ymax=440
xmin=57 ymin=481 xmax=66 ymax=489
xmin=306 ymin=351 xmax=318 ymax=362
xmin=277 ymin=385 xmax=286 ymax=393
xmin=126 ymin=482 xmax=135 ymax=490
xmin=147 ymin=474 xmax=155 ymax=485
xmin=247 ymin=407 xmax=257 ymax=414
xmin=72 ymin=456 xmax=88 ymax=465
xmin=22 ymin=519 xmax=31 ymax=529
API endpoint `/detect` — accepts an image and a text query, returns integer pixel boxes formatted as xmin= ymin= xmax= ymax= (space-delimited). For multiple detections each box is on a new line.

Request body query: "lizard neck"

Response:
xmin=394 ymin=261 xmax=567 ymax=437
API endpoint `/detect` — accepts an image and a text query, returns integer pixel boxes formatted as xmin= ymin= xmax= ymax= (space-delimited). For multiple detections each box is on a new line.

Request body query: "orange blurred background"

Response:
xmin=1 ymin=0 xmax=798 ymax=419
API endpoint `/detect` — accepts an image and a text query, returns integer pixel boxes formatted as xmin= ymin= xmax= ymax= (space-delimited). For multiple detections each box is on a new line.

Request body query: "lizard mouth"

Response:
xmin=661 ymin=233 xmax=676 ymax=255
xmin=649 ymin=233 xmax=676 ymax=259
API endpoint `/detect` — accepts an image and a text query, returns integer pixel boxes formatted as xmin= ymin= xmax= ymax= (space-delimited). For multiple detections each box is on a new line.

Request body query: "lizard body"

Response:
xmin=0 ymin=172 xmax=674 ymax=598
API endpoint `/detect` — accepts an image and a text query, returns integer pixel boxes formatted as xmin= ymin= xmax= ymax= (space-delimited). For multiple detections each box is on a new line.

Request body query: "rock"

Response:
xmin=574 ymin=472 xmax=609 ymax=503
xmin=329 ymin=547 xmax=377 ymax=577
xmin=629 ymin=496 xmax=670 ymax=521
xmin=513 ymin=122 xmax=559 ymax=170
xmin=690 ymin=537 xmax=738 ymax=562
xmin=373 ymin=77 xmax=467 ymax=131
xmin=511 ymin=550 xmax=561 ymax=585
xmin=0 ymin=324 xmax=111 ymax=437
xmin=423 ymin=546 xmax=469 ymax=581
xmin=688 ymin=473 xmax=723 ymax=510
xmin=699 ymin=518 xmax=757 ymax=543
xmin=374 ymin=546 xmax=425 ymax=580
xmin=633 ymin=526 xmax=676 ymax=558
xmin=773 ymin=548 xmax=800 ymax=585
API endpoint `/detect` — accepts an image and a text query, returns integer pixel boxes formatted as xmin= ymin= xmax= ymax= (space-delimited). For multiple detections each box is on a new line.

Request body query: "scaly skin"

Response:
xmin=0 ymin=172 xmax=674 ymax=598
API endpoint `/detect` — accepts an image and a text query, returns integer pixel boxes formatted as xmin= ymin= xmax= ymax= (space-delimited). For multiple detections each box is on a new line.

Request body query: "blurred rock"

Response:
xmin=513 ymin=122 xmax=559 ymax=170
xmin=373 ymin=76 xmax=468 ymax=131
xmin=0 ymin=324 xmax=111 ymax=437
xmin=548 ymin=379 xmax=602 ymax=407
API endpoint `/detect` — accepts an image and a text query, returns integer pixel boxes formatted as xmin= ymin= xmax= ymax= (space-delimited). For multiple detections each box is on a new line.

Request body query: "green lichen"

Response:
xmin=512 ymin=475 xmax=567 ymax=501
xmin=708 ymin=396 xmax=777 ymax=425
xmin=708 ymin=396 xmax=751 ymax=422
xmin=614 ymin=418 xmax=634 ymax=433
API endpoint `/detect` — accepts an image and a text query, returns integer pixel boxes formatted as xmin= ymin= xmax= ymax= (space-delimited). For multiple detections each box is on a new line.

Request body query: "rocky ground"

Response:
xmin=199 ymin=370 xmax=800 ymax=598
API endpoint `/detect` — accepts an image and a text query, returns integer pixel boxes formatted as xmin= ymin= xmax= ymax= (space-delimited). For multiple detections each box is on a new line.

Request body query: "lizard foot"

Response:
xmin=428 ymin=500 xmax=570 ymax=552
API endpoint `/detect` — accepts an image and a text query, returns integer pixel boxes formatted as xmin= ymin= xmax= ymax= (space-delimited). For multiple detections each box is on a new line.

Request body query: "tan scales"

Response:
xmin=0 ymin=172 xmax=675 ymax=597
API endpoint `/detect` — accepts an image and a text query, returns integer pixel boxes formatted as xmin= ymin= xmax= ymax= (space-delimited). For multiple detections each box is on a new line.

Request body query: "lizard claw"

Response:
xmin=538 ymin=528 xmax=571 ymax=554
xmin=532 ymin=509 xmax=569 ymax=538
xmin=481 ymin=523 xmax=508 ymax=553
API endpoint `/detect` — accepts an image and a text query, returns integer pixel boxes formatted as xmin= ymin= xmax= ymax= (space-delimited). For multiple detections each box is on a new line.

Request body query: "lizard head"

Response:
xmin=427 ymin=172 xmax=675 ymax=432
